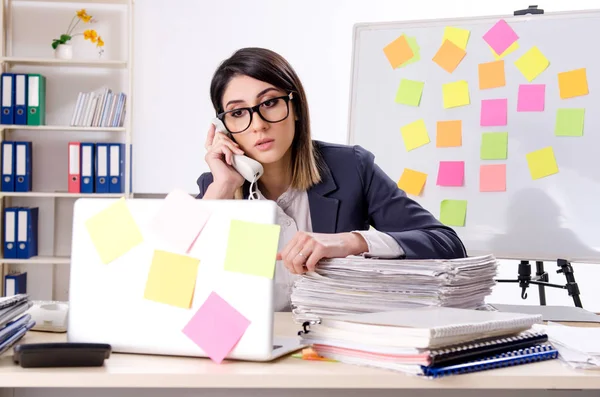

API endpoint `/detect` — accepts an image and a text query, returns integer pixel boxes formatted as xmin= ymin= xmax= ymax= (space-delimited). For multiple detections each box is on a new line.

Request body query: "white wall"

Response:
xmin=9 ymin=0 xmax=600 ymax=315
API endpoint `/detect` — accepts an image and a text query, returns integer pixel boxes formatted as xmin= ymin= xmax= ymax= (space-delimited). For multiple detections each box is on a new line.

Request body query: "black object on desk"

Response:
xmin=13 ymin=342 xmax=111 ymax=368
xmin=513 ymin=5 xmax=544 ymax=16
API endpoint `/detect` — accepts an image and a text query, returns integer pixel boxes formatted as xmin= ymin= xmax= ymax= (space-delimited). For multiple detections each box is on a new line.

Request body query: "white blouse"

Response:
xmin=255 ymin=187 xmax=405 ymax=311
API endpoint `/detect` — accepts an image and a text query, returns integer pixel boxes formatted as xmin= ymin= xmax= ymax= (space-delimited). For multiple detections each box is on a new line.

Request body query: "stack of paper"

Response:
xmin=300 ymin=307 xmax=555 ymax=378
xmin=290 ymin=254 xmax=498 ymax=324
xmin=0 ymin=294 xmax=35 ymax=354
xmin=532 ymin=322 xmax=600 ymax=370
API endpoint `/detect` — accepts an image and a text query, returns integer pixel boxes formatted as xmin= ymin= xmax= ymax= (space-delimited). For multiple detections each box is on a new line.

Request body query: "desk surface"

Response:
xmin=0 ymin=313 xmax=599 ymax=389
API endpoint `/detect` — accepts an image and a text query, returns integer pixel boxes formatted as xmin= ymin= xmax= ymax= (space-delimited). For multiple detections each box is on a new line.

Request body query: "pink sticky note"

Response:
xmin=517 ymin=84 xmax=545 ymax=112
xmin=483 ymin=19 xmax=519 ymax=55
xmin=481 ymin=99 xmax=507 ymax=126
xmin=437 ymin=161 xmax=464 ymax=186
xmin=480 ymin=164 xmax=506 ymax=192
xmin=148 ymin=189 xmax=211 ymax=253
xmin=182 ymin=292 xmax=251 ymax=364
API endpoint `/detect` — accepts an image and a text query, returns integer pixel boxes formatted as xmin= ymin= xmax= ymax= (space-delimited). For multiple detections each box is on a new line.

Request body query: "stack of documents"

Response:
xmin=532 ymin=322 xmax=600 ymax=370
xmin=0 ymin=294 xmax=35 ymax=354
xmin=290 ymin=254 xmax=498 ymax=324
xmin=300 ymin=307 xmax=557 ymax=378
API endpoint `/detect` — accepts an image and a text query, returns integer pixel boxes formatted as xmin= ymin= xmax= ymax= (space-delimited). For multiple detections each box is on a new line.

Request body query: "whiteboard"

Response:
xmin=348 ymin=10 xmax=600 ymax=263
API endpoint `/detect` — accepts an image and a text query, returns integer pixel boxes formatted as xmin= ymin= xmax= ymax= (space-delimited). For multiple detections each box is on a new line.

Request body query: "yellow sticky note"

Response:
xmin=85 ymin=198 xmax=144 ymax=264
xmin=442 ymin=80 xmax=470 ymax=108
xmin=515 ymin=46 xmax=550 ymax=82
xmin=558 ymin=68 xmax=589 ymax=99
xmin=383 ymin=34 xmax=414 ymax=69
xmin=144 ymin=250 xmax=199 ymax=309
xmin=400 ymin=119 xmax=430 ymax=151
xmin=526 ymin=147 xmax=559 ymax=180
xmin=397 ymin=168 xmax=427 ymax=196
xmin=443 ymin=26 xmax=470 ymax=50
xmin=490 ymin=41 xmax=519 ymax=60
xmin=224 ymin=220 xmax=280 ymax=279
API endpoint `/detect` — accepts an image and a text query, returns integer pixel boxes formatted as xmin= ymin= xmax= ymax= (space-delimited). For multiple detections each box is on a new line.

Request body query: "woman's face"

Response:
xmin=220 ymin=75 xmax=296 ymax=165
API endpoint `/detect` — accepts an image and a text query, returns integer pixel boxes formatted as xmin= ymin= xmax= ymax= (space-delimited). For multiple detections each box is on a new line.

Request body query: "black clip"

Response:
xmin=297 ymin=321 xmax=311 ymax=336
xmin=514 ymin=5 xmax=544 ymax=16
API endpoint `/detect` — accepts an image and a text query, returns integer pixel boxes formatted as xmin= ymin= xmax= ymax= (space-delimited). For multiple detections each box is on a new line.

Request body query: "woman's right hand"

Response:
xmin=204 ymin=123 xmax=245 ymax=196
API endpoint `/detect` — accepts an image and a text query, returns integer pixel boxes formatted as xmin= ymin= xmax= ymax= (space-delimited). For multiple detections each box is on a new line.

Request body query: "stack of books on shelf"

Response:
xmin=3 ymin=207 xmax=39 ymax=260
xmin=0 ymin=73 xmax=46 ymax=126
xmin=70 ymin=88 xmax=127 ymax=128
xmin=290 ymin=254 xmax=499 ymax=324
xmin=67 ymin=141 xmax=126 ymax=194
xmin=0 ymin=294 xmax=35 ymax=353
xmin=1 ymin=141 xmax=33 ymax=192
xmin=299 ymin=306 xmax=558 ymax=378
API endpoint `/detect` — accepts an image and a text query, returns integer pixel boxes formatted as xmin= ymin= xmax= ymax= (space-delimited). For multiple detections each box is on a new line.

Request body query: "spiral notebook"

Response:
xmin=422 ymin=343 xmax=559 ymax=378
xmin=307 ymin=306 xmax=543 ymax=348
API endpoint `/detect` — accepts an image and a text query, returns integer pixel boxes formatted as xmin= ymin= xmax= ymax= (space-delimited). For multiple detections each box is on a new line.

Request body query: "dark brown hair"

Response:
xmin=210 ymin=47 xmax=321 ymax=192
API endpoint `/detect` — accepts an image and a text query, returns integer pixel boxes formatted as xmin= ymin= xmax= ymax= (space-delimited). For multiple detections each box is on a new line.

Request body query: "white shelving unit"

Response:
xmin=0 ymin=0 xmax=134 ymax=298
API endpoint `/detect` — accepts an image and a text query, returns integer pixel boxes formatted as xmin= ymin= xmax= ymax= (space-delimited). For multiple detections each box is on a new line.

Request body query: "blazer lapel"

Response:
xmin=307 ymin=162 xmax=339 ymax=233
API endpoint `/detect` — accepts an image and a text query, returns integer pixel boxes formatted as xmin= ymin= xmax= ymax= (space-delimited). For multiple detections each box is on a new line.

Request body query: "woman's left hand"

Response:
xmin=276 ymin=232 xmax=368 ymax=274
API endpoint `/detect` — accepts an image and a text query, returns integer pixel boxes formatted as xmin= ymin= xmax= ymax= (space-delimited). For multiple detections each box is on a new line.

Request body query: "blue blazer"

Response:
xmin=196 ymin=140 xmax=467 ymax=260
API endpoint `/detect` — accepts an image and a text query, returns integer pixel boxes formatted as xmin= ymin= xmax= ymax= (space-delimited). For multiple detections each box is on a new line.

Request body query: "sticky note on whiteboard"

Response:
xmin=442 ymin=81 xmax=470 ymax=108
xmin=437 ymin=161 xmax=464 ymax=187
xmin=440 ymin=199 xmax=467 ymax=227
xmin=526 ymin=147 xmax=559 ymax=180
xmin=483 ymin=19 xmax=519 ymax=55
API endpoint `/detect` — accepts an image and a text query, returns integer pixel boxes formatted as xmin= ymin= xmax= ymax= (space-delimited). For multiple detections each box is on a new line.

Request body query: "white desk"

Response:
xmin=0 ymin=313 xmax=598 ymax=391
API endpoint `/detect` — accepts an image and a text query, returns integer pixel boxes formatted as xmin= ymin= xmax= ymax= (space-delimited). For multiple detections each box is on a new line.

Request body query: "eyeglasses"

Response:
xmin=217 ymin=92 xmax=294 ymax=134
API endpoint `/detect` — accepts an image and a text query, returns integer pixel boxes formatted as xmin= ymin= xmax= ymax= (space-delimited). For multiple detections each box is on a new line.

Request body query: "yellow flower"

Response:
xmin=77 ymin=9 xmax=92 ymax=23
xmin=96 ymin=36 xmax=104 ymax=47
xmin=84 ymin=29 xmax=98 ymax=43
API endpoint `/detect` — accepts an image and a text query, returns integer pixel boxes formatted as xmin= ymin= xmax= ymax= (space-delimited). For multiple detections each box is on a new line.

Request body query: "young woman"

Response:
xmin=197 ymin=47 xmax=467 ymax=311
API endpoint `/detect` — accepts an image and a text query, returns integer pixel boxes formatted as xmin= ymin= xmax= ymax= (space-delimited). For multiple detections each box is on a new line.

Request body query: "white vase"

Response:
xmin=54 ymin=44 xmax=73 ymax=60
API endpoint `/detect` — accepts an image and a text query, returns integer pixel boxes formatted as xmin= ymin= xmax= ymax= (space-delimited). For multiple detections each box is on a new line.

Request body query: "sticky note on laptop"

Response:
xmin=144 ymin=249 xmax=199 ymax=309
xmin=224 ymin=220 xmax=280 ymax=279
xmin=85 ymin=198 xmax=143 ymax=264
xmin=182 ymin=291 xmax=250 ymax=364
xmin=148 ymin=189 xmax=211 ymax=253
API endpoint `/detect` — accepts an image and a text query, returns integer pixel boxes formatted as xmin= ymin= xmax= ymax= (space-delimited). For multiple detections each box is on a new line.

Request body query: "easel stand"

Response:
xmin=496 ymin=259 xmax=583 ymax=308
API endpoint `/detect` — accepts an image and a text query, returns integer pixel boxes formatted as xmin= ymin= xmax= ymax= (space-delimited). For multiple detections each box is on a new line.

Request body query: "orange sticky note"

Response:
xmin=383 ymin=35 xmax=414 ymax=69
xmin=480 ymin=164 xmax=506 ymax=192
xmin=558 ymin=68 xmax=588 ymax=99
xmin=432 ymin=39 xmax=466 ymax=73
xmin=478 ymin=60 xmax=506 ymax=89
xmin=397 ymin=168 xmax=427 ymax=196
xmin=436 ymin=120 xmax=462 ymax=147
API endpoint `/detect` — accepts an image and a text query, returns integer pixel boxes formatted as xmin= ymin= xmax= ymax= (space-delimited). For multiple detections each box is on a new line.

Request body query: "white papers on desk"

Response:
xmin=290 ymin=254 xmax=498 ymax=324
xmin=533 ymin=322 xmax=600 ymax=370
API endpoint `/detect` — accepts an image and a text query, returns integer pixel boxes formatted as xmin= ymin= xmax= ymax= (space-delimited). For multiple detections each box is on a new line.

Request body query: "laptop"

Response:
xmin=67 ymin=197 xmax=306 ymax=361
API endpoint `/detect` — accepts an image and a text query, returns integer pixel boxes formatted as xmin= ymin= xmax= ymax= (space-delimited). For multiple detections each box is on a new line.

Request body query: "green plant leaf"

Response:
xmin=51 ymin=39 xmax=60 ymax=49
xmin=60 ymin=34 xmax=71 ymax=42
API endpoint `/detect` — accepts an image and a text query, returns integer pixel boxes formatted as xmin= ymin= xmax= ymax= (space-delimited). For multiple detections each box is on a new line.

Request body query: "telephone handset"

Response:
xmin=211 ymin=118 xmax=264 ymax=182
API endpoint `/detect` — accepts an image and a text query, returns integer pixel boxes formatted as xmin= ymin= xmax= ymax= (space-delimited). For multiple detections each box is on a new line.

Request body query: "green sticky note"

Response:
xmin=395 ymin=79 xmax=424 ymax=106
xmin=555 ymin=108 xmax=585 ymax=136
xmin=224 ymin=219 xmax=280 ymax=279
xmin=480 ymin=132 xmax=508 ymax=160
xmin=440 ymin=200 xmax=467 ymax=227
xmin=398 ymin=36 xmax=420 ymax=68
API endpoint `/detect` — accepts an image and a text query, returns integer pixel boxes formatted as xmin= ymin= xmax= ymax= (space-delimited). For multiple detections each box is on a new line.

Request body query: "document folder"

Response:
xmin=95 ymin=143 xmax=109 ymax=193
xmin=1 ymin=141 xmax=15 ymax=191
xmin=14 ymin=74 xmax=27 ymax=125
xmin=27 ymin=74 xmax=46 ymax=126
xmin=109 ymin=143 xmax=124 ymax=193
xmin=1 ymin=73 xmax=14 ymax=125
xmin=14 ymin=141 xmax=32 ymax=192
